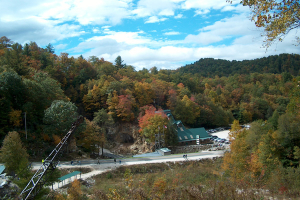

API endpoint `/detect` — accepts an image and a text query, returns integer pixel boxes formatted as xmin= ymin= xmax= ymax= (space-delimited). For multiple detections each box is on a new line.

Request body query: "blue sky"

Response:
xmin=1 ymin=0 xmax=299 ymax=70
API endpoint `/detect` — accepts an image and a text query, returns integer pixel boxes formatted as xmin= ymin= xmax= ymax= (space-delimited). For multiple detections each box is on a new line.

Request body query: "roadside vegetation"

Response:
xmin=46 ymin=158 xmax=300 ymax=199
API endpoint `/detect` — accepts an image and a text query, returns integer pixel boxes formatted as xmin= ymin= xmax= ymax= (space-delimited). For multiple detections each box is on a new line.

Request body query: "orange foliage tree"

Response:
xmin=138 ymin=106 xmax=168 ymax=142
xmin=116 ymin=95 xmax=136 ymax=122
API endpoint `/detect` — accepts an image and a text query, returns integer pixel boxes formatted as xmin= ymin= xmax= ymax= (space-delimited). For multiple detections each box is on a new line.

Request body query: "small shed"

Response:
xmin=157 ymin=148 xmax=171 ymax=156
xmin=58 ymin=171 xmax=81 ymax=187
xmin=0 ymin=165 xmax=5 ymax=178
xmin=0 ymin=165 xmax=5 ymax=175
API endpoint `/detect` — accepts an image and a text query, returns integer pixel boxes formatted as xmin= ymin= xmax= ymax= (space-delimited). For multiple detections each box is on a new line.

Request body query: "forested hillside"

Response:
xmin=178 ymin=54 xmax=300 ymax=77
xmin=0 ymin=35 xmax=299 ymax=157
xmin=1 ymin=35 xmax=300 ymax=198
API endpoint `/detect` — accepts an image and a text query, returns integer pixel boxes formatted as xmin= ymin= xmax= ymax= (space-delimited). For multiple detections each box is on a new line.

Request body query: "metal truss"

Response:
xmin=20 ymin=116 xmax=84 ymax=200
xmin=155 ymin=129 xmax=165 ymax=151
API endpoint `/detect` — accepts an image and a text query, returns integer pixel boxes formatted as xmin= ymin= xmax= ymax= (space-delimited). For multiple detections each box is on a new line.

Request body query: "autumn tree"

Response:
xmin=166 ymin=89 xmax=177 ymax=111
xmin=79 ymin=119 xmax=106 ymax=156
xmin=8 ymin=109 xmax=22 ymax=127
xmin=133 ymin=81 xmax=154 ymax=107
xmin=4 ymin=42 xmax=29 ymax=76
xmin=222 ymin=120 xmax=251 ymax=179
xmin=239 ymin=0 xmax=300 ymax=47
xmin=82 ymin=84 xmax=102 ymax=118
xmin=67 ymin=179 xmax=83 ymax=200
xmin=0 ymin=36 xmax=13 ymax=49
xmin=0 ymin=131 xmax=29 ymax=176
xmin=115 ymin=95 xmax=136 ymax=122
xmin=139 ymin=106 xmax=169 ymax=142
xmin=173 ymin=95 xmax=200 ymax=126
xmin=151 ymin=79 xmax=170 ymax=108
xmin=107 ymin=90 xmax=119 ymax=119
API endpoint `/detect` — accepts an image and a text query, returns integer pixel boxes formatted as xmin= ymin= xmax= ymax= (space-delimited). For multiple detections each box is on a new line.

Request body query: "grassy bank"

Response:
xmin=47 ymin=158 xmax=300 ymax=199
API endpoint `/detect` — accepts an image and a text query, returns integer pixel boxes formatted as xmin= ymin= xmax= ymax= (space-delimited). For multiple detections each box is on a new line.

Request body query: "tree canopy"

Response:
xmin=239 ymin=0 xmax=300 ymax=47
xmin=0 ymin=131 xmax=29 ymax=176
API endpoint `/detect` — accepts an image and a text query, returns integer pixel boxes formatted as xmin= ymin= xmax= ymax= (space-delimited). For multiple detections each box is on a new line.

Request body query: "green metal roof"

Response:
xmin=159 ymin=148 xmax=171 ymax=152
xmin=163 ymin=110 xmax=210 ymax=142
xmin=0 ymin=165 xmax=5 ymax=174
xmin=58 ymin=171 xmax=81 ymax=181
xmin=189 ymin=128 xmax=210 ymax=139
xmin=177 ymin=127 xmax=210 ymax=142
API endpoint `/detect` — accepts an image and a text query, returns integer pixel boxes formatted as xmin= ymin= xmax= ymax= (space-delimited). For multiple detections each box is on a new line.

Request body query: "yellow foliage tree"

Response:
xmin=238 ymin=0 xmax=300 ymax=48
xmin=52 ymin=135 xmax=61 ymax=146
xmin=67 ymin=179 xmax=82 ymax=200
xmin=8 ymin=109 xmax=22 ymax=127
xmin=134 ymin=81 xmax=154 ymax=108
xmin=222 ymin=120 xmax=251 ymax=180
xmin=79 ymin=118 xmax=105 ymax=155
xmin=107 ymin=90 xmax=119 ymax=118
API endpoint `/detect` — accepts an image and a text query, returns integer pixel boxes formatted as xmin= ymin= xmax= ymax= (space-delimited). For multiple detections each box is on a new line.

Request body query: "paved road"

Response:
xmin=32 ymin=150 xmax=224 ymax=169
xmin=32 ymin=150 xmax=225 ymax=190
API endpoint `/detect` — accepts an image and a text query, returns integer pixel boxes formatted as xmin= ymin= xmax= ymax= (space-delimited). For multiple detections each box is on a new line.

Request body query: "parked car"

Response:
xmin=220 ymin=139 xmax=226 ymax=143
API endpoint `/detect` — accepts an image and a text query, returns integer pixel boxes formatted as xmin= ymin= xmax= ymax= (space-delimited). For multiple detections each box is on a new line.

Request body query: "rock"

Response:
xmin=0 ymin=180 xmax=20 ymax=199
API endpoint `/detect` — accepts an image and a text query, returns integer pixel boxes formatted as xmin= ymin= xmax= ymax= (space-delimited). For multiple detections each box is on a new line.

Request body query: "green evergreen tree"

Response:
xmin=0 ymin=131 xmax=29 ymax=176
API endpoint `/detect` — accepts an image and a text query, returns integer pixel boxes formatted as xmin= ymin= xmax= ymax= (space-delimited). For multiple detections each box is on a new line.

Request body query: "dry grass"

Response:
xmin=89 ymin=158 xmax=265 ymax=200
xmin=48 ymin=158 xmax=300 ymax=200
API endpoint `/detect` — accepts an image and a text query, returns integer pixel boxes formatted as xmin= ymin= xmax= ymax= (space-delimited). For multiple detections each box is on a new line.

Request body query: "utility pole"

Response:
xmin=24 ymin=112 xmax=27 ymax=140
xmin=155 ymin=125 xmax=165 ymax=151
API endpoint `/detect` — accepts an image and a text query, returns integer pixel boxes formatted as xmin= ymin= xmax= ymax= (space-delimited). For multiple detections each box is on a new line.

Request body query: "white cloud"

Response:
xmin=180 ymin=0 xmax=241 ymax=16
xmin=88 ymin=31 xmax=151 ymax=45
xmin=72 ymin=32 xmax=300 ymax=71
xmin=145 ymin=16 xmax=168 ymax=23
xmin=39 ymin=0 xmax=133 ymax=26
xmin=0 ymin=17 xmax=85 ymax=46
xmin=1 ymin=0 xmax=299 ymax=72
xmin=174 ymin=14 xmax=183 ymax=19
xmin=0 ymin=0 xmax=134 ymax=26
xmin=92 ymin=28 xmax=101 ymax=33
xmin=164 ymin=31 xmax=181 ymax=36
xmin=70 ymin=10 xmax=300 ymax=71
xmin=194 ymin=9 xmax=210 ymax=16
xmin=181 ymin=0 xmax=239 ymax=10
xmin=184 ymin=13 xmax=260 ymax=45
xmin=132 ymin=0 xmax=178 ymax=17
xmin=55 ymin=43 xmax=68 ymax=50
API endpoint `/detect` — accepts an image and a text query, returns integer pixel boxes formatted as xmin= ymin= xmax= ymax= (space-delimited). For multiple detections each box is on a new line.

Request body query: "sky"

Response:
xmin=1 ymin=0 xmax=299 ymax=71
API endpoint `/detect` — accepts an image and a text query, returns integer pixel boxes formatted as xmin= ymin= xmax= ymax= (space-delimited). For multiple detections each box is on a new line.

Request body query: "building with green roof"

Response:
xmin=164 ymin=110 xmax=211 ymax=145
